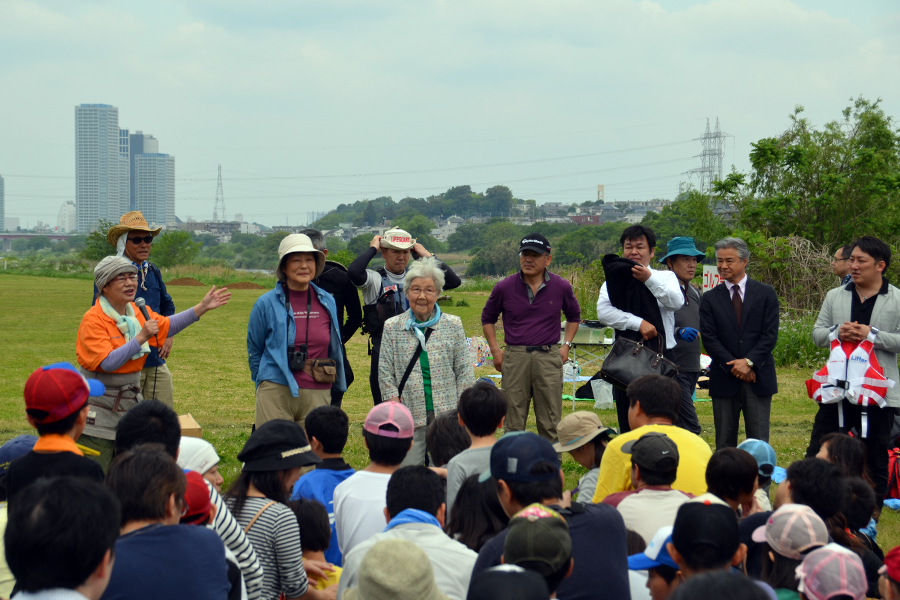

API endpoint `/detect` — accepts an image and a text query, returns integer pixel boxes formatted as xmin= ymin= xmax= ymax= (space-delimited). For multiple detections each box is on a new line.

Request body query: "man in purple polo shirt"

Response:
xmin=482 ymin=233 xmax=581 ymax=442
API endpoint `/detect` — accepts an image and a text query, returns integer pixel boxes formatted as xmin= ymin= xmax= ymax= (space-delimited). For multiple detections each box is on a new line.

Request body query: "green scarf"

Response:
xmin=98 ymin=296 xmax=151 ymax=360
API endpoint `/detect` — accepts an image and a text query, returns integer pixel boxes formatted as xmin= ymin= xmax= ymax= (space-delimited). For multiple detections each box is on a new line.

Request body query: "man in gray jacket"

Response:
xmin=806 ymin=235 xmax=900 ymax=508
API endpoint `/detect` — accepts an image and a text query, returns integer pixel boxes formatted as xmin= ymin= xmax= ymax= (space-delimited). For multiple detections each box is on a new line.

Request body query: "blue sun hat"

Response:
xmin=658 ymin=237 xmax=706 ymax=263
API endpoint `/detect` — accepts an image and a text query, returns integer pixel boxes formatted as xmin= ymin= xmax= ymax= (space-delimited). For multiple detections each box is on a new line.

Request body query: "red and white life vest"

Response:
xmin=805 ymin=329 xmax=895 ymax=437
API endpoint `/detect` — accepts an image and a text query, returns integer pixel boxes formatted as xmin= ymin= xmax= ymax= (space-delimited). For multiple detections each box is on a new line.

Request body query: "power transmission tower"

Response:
xmin=213 ymin=165 xmax=225 ymax=222
xmin=684 ymin=118 xmax=732 ymax=192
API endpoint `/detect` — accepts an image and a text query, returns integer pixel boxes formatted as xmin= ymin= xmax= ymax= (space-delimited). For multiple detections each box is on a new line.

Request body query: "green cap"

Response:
xmin=503 ymin=504 xmax=572 ymax=576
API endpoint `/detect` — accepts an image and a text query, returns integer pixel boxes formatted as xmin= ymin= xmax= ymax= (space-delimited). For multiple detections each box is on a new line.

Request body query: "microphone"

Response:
xmin=134 ymin=297 xmax=151 ymax=321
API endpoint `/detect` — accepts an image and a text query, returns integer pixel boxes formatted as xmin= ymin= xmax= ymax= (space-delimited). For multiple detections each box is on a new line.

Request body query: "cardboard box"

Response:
xmin=178 ymin=414 xmax=202 ymax=438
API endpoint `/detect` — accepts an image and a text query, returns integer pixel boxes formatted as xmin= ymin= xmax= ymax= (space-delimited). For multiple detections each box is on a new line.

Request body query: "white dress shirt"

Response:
xmin=596 ymin=267 xmax=684 ymax=350
xmin=724 ymin=274 xmax=748 ymax=301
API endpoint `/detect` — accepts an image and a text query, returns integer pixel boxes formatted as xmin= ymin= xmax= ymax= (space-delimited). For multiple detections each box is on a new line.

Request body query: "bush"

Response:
xmin=455 ymin=299 xmax=470 ymax=307
xmin=773 ymin=311 xmax=828 ymax=369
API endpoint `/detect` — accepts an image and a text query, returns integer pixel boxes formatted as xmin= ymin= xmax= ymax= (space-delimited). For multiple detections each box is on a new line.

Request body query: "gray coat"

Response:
xmin=813 ymin=283 xmax=900 ymax=407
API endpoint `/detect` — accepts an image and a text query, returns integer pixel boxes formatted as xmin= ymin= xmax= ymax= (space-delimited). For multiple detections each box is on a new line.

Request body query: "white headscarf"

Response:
xmin=117 ymin=232 xmax=150 ymax=290
xmin=177 ymin=437 xmax=220 ymax=475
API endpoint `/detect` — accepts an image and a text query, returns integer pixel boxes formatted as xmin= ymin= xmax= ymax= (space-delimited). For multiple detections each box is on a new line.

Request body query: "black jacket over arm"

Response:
xmin=602 ymin=254 xmax=666 ymax=349
xmin=699 ymin=278 xmax=779 ymax=397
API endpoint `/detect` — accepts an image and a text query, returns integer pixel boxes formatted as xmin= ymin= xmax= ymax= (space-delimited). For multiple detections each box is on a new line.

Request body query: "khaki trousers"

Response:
xmin=77 ymin=435 xmax=116 ymax=473
xmin=502 ymin=345 xmax=563 ymax=443
xmin=140 ymin=362 xmax=174 ymax=408
xmin=255 ymin=380 xmax=330 ymax=430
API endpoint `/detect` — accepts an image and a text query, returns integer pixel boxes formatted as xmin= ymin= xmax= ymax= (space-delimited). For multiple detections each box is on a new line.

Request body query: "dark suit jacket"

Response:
xmin=699 ymin=278 xmax=779 ymax=397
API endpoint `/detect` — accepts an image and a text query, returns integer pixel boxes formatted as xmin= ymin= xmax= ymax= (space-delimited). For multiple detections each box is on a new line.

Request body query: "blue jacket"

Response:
xmin=92 ymin=261 xmax=174 ymax=368
xmin=247 ymin=282 xmax=347 ymax=395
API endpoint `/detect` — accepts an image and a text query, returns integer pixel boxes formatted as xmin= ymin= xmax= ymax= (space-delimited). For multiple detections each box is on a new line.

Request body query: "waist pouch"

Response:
xmin=303 ymin=359 xmax=337 ymax=383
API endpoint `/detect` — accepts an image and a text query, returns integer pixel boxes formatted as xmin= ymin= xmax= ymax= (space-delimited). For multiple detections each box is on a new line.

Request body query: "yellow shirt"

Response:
xmin=312 ymin=565 xmax=342 ymax=590
xmin=0 ymin=503 xmax=14 ymax=598
xmin=591 ymin=423 xmax=712 ymax=503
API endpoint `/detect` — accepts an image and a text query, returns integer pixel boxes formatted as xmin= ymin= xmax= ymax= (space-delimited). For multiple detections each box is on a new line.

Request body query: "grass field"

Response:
xmin=1 ymin=274 xmax=897 ymax=550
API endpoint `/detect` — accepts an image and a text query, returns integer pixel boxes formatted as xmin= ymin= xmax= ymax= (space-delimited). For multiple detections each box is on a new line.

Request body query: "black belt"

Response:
xmin=526 ymin=345 xmax=552 ymax=353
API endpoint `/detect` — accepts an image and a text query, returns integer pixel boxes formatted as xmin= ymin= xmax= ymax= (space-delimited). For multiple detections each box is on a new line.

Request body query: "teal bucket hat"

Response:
xmin=659 ymin=237 xmax=706 ymax=263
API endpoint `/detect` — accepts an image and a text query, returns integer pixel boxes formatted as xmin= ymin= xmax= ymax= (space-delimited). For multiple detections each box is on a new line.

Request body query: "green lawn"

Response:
xmin=1 ymin=274 xmax=897 ymax=550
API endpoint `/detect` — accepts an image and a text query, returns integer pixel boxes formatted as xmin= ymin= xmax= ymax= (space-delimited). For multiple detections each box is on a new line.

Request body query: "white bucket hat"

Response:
xmin=380 ymin=228 xmax=416 ymax=250
xmin=276 ymin=234 xmax=325 ymax=281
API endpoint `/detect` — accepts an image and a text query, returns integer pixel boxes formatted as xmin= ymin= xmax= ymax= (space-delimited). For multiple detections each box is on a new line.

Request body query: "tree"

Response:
xmin=391 ymin=214 xmax=437 ymax=239
xmin=153 ymin=231 xmax=201 ymax=267
xmin=80 ymin=219 xmax=116 ymax=260
xmin=348 ymin=234 xmax=372 ymax=255
xmin=484 ymin=185 xmax=514 ymax=216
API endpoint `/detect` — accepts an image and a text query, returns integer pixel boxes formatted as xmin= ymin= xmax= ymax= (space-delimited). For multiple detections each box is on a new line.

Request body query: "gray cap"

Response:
xmin=622 ymin=431 xmax=679 ymax=471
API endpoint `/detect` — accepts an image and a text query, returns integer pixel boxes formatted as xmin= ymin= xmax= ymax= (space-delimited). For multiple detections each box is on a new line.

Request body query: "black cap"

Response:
xmin=466 ymin=565 xmax=550 ymax=600
xmin=519 ymin=233 xmax=551 ymax=254
xmin=621 ymin=431 xmax=679 ymax=471
xmin=238 ymin=419 xmax=321 ymax=472
xmin=672 ymin=500 xmax=740 ymax=567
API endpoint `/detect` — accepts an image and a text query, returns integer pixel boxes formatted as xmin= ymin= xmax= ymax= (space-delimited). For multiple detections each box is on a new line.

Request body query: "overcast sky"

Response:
xmin=1 ymin=0 xmax=898 ymax=229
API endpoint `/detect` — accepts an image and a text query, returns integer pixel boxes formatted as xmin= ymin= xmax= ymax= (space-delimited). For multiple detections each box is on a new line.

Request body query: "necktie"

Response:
xmin=732 ymin=285 xmax=743 ymax=327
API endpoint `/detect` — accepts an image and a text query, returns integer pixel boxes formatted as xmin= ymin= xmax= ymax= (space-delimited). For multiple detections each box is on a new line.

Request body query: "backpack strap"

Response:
xmin=397 ymin=329 xmax=434 ymax=399
xmin=243 ymin=500 xmax=277 ymax=534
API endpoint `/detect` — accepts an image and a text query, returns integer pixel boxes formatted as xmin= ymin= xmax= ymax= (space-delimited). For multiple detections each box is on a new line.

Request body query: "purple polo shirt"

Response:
xmin=481 ymin=271 xmax=581 ymax=346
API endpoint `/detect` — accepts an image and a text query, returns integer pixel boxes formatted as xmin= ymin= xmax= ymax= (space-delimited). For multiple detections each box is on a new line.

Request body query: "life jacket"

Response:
xmin=806 ymin=329 xmax=895 ymax=437
xmin=361 ymin=267 xmax=405 ymax=339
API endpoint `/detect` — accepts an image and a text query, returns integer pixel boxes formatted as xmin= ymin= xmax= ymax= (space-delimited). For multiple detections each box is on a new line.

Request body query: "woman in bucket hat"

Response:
xmin=247 ymin=234 xmax=347 ymax=430
xmin=225 ymin=420 xmax=335 ymax=600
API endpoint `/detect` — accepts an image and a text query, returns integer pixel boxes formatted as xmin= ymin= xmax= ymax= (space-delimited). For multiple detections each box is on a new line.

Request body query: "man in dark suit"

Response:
xmin=699 ymin=237 xmax=779 ymax=449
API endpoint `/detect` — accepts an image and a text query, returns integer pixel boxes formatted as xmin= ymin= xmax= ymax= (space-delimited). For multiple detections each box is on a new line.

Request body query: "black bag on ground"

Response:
xmin=599 ymin=336 xmax=679 ymax=390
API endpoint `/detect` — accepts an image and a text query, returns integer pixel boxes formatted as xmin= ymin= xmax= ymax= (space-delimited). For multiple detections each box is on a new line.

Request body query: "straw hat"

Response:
xmin=106 ymin=211 xmax=162 ymax=247
xmin=276 ymin=234 xmax=325 ymax=281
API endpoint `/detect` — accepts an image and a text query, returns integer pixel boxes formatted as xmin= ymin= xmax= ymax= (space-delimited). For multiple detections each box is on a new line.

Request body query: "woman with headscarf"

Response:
xmin=247 ymin=234 xmax=346 ymax=430
xmin=76 ymin=256 xmax=230 ymax=469
xmin=379 ymin=256 xmax=475 ymax=467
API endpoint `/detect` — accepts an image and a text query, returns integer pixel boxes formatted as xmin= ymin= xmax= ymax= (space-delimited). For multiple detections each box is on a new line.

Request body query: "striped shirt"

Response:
xmin=209 ymin=484 xmax=264 ymax=600
xmin=227 ymin=497 xmax=308 ymax=600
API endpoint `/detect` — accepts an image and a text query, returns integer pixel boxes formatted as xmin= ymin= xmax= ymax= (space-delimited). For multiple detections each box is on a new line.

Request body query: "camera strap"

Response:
xmin=283 ymin=283 xmax=313 ymax=350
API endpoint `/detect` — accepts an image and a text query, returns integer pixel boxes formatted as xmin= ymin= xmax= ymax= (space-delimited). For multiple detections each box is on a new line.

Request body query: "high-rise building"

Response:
xmin=57 ymin=201 xmax=76 ymax=232
xmin=128 ymin=131 xmax=158 ymax=211
xmin=75 ymin=104 xmax=129 ymax=232
xmin=0 ymin=173 xmax=5 ymax=232
xmin=135 ymin=153 xmax=175 ymax=227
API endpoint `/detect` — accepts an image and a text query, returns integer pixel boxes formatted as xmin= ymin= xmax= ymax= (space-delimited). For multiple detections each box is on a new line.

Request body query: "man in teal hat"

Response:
xmin=660 ymin=237 xmax=707 ymax=434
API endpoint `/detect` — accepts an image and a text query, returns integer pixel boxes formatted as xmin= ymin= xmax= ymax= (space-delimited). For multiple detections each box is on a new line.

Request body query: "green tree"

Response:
xmin=80 ymin=219 xmax=116 ymax=260
xmin=391 ymin=214 xmax=437 ymax=239
xmin=348 ymin=234 xmax=372 ymax=255
xmin=484 ymin=185 xmax=514 ymax=216
xmin=153 ymin=231 xmax=201 ymax=267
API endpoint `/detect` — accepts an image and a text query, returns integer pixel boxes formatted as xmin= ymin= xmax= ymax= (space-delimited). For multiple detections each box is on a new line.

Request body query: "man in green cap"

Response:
xmin=660 ymin=237 xmax=707 ymax=435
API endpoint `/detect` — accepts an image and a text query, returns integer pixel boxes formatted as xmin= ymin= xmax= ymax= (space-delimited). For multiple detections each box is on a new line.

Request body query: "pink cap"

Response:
xmin=796 ymin=544 xmax=867 ymax=600
xmin=364 ymin=402 xmax=415 ymax=439
xmin=751 ymin=504 xmax=828 ymax=560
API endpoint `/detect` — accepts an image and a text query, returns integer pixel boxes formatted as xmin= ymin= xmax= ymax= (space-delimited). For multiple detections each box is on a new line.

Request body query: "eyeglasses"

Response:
xmin=408 ymin=286 xmax=438 ymax=297
xmin=128 ymin=235 xmax=154 ymax=245
xmin=113 ymin=274 xmax=138 ymax=283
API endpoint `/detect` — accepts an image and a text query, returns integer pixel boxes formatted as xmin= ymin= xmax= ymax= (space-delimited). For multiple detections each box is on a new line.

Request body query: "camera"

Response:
xmin=288 ymin=344 xmax=308 ymax=372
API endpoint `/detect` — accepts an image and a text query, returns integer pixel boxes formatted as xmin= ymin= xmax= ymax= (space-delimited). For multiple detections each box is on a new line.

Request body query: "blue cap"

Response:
xmin=658 ymin=237 xmax=706 ymax=263
xmin=628 ymin=526 xmax=678 ymax=570
xmin=0 ymin=435 xmax=38 ymax=476
xmin=772 ymin=466 xmax=787 ymax=484
xmin=479 ymin=432 xmax=560 ymax=483
xmin=738 ymin=438 xmax=777 ymax=478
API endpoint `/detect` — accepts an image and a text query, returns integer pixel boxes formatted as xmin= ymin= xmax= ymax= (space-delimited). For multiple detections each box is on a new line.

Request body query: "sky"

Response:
xmin=1 ymin=0 xmax=898 ymax=229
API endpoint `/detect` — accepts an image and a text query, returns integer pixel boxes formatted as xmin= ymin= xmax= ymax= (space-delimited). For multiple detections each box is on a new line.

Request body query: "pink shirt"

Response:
xmin=289 ymin=288 xmax=332 ymax=390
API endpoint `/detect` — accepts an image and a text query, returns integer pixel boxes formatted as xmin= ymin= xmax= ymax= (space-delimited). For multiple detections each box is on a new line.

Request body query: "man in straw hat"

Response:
xmin=348 ymin=228 xmax=461 ymax=405
xmin=96 ymin=211 xmax=177 ymax=407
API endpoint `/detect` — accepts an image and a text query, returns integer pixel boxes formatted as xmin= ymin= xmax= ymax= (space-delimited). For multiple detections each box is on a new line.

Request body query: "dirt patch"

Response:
xmin=167 ymin=277 xmax=204 ymax=286
xmin=227 ymin=281 xmax=266 ymax=290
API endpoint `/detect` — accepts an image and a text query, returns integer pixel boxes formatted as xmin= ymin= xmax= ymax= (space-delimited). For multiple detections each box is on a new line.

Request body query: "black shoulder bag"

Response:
xmin=396 ymin=329 xmax=434 ymax=399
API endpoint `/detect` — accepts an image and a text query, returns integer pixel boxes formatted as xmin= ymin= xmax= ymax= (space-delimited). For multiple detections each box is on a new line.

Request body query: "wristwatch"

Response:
xmin=563 ymin=341 xmax=574 ymax=348
xmin=745 ymin=358 xmax=754 ymax=367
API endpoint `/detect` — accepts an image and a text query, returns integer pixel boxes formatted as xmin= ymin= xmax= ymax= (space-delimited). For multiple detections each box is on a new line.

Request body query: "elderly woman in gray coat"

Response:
xmin=379 ymin=256 xmax=476 ymax=466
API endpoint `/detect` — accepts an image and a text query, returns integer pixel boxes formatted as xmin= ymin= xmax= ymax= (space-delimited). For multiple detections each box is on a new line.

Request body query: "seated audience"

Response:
xmin=102 ymin=445 xmax=230 ymax=600
xmin=466 ymin=565 xmax=550 ymax=600
xmin=225 ymin=420 xmax=333 ymax=600
xmin=751 ymin=504 xmax=828 ymax=599
xmin=292 ymin=405 xmax=355 ymax=566
xmin=603 ymin=431 xmax=691 ymax=544
xmin=879 ymin=546 xmax=900 ymax=600
xmin=737 ymin=438 xmax=777 ymax=509
xmin=6 ymin=363 xmax=104 ymax=500
xmin=625 ymin=529 xmax=652 ymax=600
xmin=669 ymin=571 xmax=770 ymax=600
xmin=629 ymin=526 xmax=683 ymax=600
xmin=338 ymin=466 xmax=477 ymax=600
xmin=840 ymin=477 xmax=883 ymax=597
xmin=342 ymin=539 xmax=448 ymax=600
xmin=0 ymin=435 xmax=36 ymax=597
xmin=795 ymin=545 xmax=867 ymax=600
xmin=290 ymin=499 xmax=342 ymax=591
xmin=816 ymin=432 xmax=868 ymax=480
xmin=705 ymin=447 xmax=760 ymax=516
xmin=774 ymin=458 xmax=851 ymax=547
xmin=592 ymin=375 xmax=712 ymax=503
xmin=5 ymin=477 xmax=119 ymax=600
xmin=334 ymin=402 xmax=414 ymax=555
xmin=666 ymin=499 xmax=747 ymax=578
xmin=501 ymin=504 xmax=574 ymax=599
xmin=473 ymin=432 xmax=630 ymax=600
xmin=427 ymin=409 xmax=471 ymax=470
xmin=118 ymin=400 xmax=264 ymax=600
xmin=552 ymin=411 xmax=615 ymax=503
xmin=178 ymin=435 xmax=225 ymax=492
xmin=447 ymin=382 xmax=507 ymax=516
xmin=445 ymin=475 xmax=509 ymax=552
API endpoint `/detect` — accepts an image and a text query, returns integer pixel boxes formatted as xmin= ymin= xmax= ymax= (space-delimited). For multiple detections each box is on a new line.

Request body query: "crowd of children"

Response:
xmin=1 ymin=366 xmax=898 ymax=600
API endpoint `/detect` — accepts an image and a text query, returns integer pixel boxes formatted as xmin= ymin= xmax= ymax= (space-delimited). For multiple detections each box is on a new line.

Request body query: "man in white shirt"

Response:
xmin=338 ymin=466 xmax=478 ymax=600
xmin=597 ymin=225 xmax=684 ymax=432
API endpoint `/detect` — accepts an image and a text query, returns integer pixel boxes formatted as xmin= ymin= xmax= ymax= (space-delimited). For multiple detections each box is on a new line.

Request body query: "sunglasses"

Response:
xmin=128 ymin=235 xmax=154 ymax=244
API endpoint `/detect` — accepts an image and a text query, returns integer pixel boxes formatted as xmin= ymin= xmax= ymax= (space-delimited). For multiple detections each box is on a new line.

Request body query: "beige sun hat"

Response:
xmin=343 ymin=538 xmax=448 ymax=600
xmin=380 ymin=228 xmax=416 ymax=250
xmin=552 ymin=411 xmax=614 ymax=453
xmin=106 ymin=211 xmax=162 ymax=247
xmin=276 ymin=234 xmax=325 ymax=281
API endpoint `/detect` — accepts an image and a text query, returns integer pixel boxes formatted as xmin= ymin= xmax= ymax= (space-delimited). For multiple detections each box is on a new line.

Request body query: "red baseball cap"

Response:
xmin=880 ymin=546 xmax=900 ymax=582
xmin=24 ymin=363 xmax=105 ymax=424
xmin=181 ymin=471 xmax=213 ymax=525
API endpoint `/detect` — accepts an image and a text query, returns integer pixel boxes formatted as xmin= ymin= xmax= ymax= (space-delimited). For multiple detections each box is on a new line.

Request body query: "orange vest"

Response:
xmin=76 ymin=301 xmax=171 ymax=374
